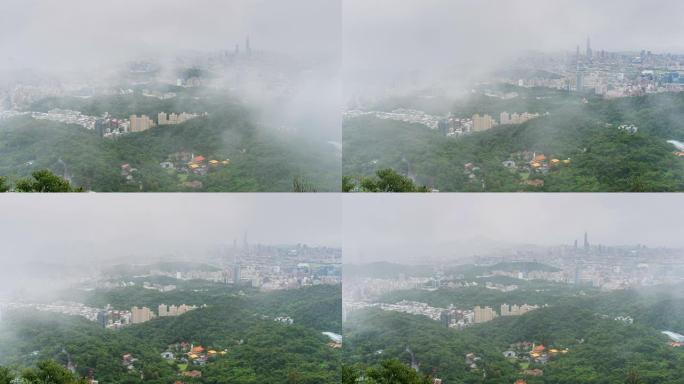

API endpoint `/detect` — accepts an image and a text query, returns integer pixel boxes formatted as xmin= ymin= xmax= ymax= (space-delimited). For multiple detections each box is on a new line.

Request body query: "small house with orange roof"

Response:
xmin=191 ymin=155 xmax=205 ymax=163
xmin=532 ymin=344 xmax=545 ymax=353
xmin=191 ymin=346 xmax=204 ymax=354
xmin=533 ymin=154 xmax=546 ymax=162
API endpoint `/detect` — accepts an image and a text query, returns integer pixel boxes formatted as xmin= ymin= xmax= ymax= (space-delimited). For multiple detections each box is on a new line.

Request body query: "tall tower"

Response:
xmin=245 ymin=35 xmax=251 ymax=55
xmin=583 ymin=231 xmax=589 ymax=251
xmin=586 ymin=36 xmax=592 ymax=59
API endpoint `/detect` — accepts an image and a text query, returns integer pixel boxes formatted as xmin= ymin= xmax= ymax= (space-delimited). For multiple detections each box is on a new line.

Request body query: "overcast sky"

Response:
xmin=0 ymin=194 xmax=341 ymax=265
xmin=344 ymin=0 xmax=684 ymax=76
xmin=0 ymin=0 xmax=340 ymax=71
xmin=343 ymin=194 xmax=684 ymax=264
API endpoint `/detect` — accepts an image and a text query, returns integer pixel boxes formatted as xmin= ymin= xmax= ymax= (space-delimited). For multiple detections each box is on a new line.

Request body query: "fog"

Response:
xmin=343 ymin=194 xmax=684 ymax=264
xmin=0 ymin=194 xmax=341 ymax=297
xmin=0 ymin=0 xmax=342 ymax=141
xmin=0 ymin=0 xmax=340 ymax=71
xmin=343 ymin=0 xmax=684 ymax=95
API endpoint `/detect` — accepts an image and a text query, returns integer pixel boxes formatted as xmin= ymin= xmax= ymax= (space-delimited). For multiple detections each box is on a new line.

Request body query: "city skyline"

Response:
xmin=0 ymin=194 xmax=342 ymax=264
xmin=343 ymin=194 xmax=684 ymax=264
xmin=0 ymin=0 xmax=340 ymax=72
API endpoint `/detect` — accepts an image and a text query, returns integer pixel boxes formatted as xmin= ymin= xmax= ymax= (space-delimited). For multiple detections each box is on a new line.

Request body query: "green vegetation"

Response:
xmin=0 ymin=91 xmax=340 ymax=191
xmin=343 ymin=169 xmax=429 ymax=192
xmin=10 ymin=169 xmax=81 ymax=192
xmin=343 ymin=359 xmax=433 ymax=384
xmin=0 ymin=285 xmax=341 ymax=383
xmin=344 ymin=281 xmax=684 ymax=383
xmin=0 ymin=360 xmax=88 ymax=384
xmin=343 ymin=89 xmax=684 ymax=191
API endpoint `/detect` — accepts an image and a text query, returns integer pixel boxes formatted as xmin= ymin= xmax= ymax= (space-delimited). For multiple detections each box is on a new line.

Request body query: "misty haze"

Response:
xmin=343 ymin=194 xmax=684 ymax=382
xmin=342 ymin=0 xmax=684 ymax=192
xmin=0 ymin=194 xmax=342 ymax=382
xmin=0 ymin=0 xmax=342 ymax=192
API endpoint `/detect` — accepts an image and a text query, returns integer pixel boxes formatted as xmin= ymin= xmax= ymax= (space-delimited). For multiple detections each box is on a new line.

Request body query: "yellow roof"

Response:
xmin=209 ymin=160 xmax=219 ymax=164
xmin=189 ymin=164 xmax=199 ymax=169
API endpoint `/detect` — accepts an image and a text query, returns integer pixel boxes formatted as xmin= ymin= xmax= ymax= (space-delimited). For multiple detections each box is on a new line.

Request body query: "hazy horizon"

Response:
xmin=0 ymin=0 xmax=340 ymax=73
xmin=343 ymin=194 xmax=684 ymax=264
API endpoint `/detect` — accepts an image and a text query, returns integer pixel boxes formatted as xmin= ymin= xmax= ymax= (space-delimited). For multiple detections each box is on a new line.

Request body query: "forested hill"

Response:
xmin=344 ymin=285 xmax=684 ymax=384
xmin=0 ymin=93 xmax=340 ymax=192
xmin=343 ymin=90 xmax=684 ymax=192
xmin=0 ymin=285 xmax=341 ymax=383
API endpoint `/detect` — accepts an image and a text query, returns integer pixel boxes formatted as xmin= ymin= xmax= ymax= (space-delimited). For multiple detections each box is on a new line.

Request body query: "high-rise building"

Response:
xmin=500 ymin=111 xmax=510 ymax=125
xmin=245 ymin=35 xmax=251 ymax=55
xmin=584 ymin=231 xmax=589 ymax=251
xmin=473 ymin=306 xmax=497 ymax=323
xmin=96 ymin=310 xmax=108 ymax=328
xmin=440 ymin=310 xmax=451 ymax=328
xmin=158 ymin=304 xmax=168 ymax=317
xmin=576 ymin=70 xmax=584 ymax=91
xmin=131 ymin=306 xmax=155 ymax=324
xmin=129 ymin=115 xmax=155 ymax=132
xmin=158 ymin=112 xmax=168 ymax=125
xmin=472 ymin=114 xmax=496 ymax=132
xmin=586 ymin=36 xmax=592 ymax=59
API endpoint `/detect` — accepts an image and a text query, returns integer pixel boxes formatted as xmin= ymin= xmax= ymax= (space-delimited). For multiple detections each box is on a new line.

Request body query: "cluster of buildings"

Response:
xmin=130 ymin=303 xmax=199 ymax=324
xmin=500 ymin=38 xmax=684 ymax=98
xmin=160 ymin=151 xmax=231 ymax=179
xmin=471 ymin=111 xmax=541 ymax=132
xmin=129 ymin=111 xmax=201 ymax=132
xmin=471 ymin=232 xmax=684 ymax=290
xmin=501 ymin=151 xmax=572 ymax=177
xmin=344 ymin=298 xmax=540 ymax=329
xmin=344 ymin=108 xmax=441 ymax=130
xmin=107 ymin=244 xmax=342 ymax=294
xmin=157 ymin=111 xmax=200 ymax=125
xmin=32 ymin=108 xmax=104 ymax=131
xmin=343 ymin=107 xmax=540 ymax=138
xmin=503 ymin=342 xmax=570 ymax=372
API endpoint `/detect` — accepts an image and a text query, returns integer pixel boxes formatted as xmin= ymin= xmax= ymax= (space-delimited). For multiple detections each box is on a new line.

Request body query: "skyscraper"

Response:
xmin=96 ymin=310 xmax=108 ymax=328
xmin=440 ymin=310 xmax=451 ymax=328
xmin=584 ymin=231 xmax=589 ymax=251
xmin=586 ymin=36 xmax=592 ymax=59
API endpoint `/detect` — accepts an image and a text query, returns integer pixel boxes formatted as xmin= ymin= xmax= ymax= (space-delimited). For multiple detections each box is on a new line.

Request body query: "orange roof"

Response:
xmin=533 ymin=154 xmax=546 ymax=162
xmin=191 ymin=346 xmax=204 ymax=353
xmin=192 ymin=155 xmax=205 ymax=163
xmin=515 ymin=380 xmax=527 ymax=384
xmin=533 ymin=345 xmax=545 ymax=352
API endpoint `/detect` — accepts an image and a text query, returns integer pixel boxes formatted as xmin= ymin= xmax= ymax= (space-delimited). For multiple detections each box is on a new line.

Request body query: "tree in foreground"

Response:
xmin=17 ymin=361 xmax=86 ymax=384
xmin=12 ymin=170 xmax=82 ymax=192
xmin=344 ymin=360 xmax=433 ymax=384
xmin=345 ymin=169 xmax=429 ymax=192
xmin=0 ymin=366 xmax=13 ymax=384
xmin=0 ymin=177 xmax=9 ymax=192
